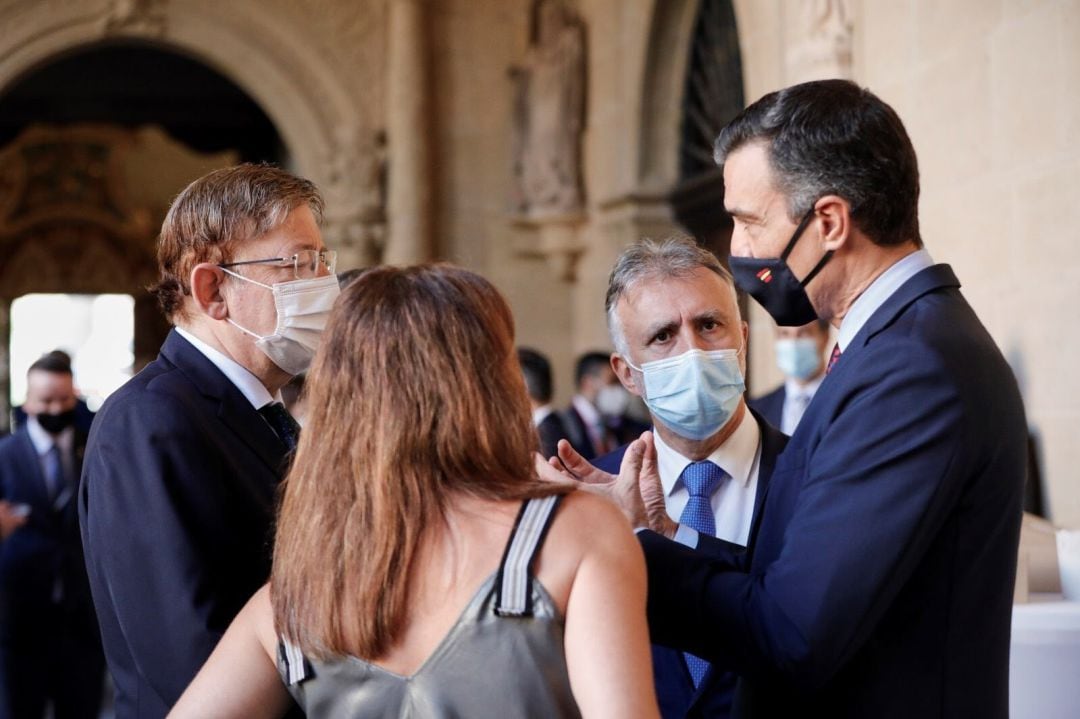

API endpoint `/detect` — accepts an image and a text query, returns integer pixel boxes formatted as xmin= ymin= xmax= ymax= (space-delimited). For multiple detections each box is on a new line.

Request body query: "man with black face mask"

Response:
xmin=0 ymin=352 xmax=104 ymax=719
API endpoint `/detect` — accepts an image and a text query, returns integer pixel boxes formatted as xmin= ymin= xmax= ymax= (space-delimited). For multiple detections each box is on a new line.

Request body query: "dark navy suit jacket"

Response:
xmin=0 ymin=426 xmax=99 ymax=640
xmin=747 ymin=386 xmax=784 ymax=431
xmin=594 ymin=410 xmax=787 ymax=719
xmin=80 ymin=330 xmax=292 ymax=718
xmin=639 ymin=265 xmax=1026 ymax=718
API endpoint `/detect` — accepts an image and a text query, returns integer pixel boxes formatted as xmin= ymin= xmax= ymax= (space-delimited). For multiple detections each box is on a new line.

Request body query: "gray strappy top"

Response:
xmin=277 ymin=494 xmax=581 ymax=718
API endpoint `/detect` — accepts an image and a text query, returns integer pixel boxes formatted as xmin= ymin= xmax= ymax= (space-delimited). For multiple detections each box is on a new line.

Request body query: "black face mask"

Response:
xmin=36 ymin=409 xmax=76 ymax=435
xmin=729 ymin=209 xmax=833 ymax=326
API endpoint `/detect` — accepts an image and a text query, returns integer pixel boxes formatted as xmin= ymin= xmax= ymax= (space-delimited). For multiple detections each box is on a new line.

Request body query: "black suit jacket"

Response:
xmin=0 ymin=425 xmax=97 ymax=636
xmin=747 ymin=386 xmax=784 ymax=432
xmin=594 ymin=411 xmax=787 ymax=719
xmin=80 ymin=330 xmax=292 ymax=718
xmin=536 ymin=411 xmax=571 ymax=459
xmin=639 ymin=265 xmax=1026 ymax=718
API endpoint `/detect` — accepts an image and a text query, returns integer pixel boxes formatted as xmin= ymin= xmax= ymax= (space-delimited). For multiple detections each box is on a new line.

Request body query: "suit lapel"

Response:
xmin=745 ymin=410 xmax=787 ymax=548
xmin=160 ymin=330 xmax=288 ymax=474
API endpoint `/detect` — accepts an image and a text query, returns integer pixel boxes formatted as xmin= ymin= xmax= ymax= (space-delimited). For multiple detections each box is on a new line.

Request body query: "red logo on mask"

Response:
xmin=756 ymin=268 xmax=773 ymax=283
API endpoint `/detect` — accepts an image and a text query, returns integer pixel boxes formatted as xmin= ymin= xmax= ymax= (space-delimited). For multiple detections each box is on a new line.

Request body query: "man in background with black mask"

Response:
xmin=81 ymin=164 xmax=336 ymax=718
xmin=0 ymin=352 xmax=104 ymax=719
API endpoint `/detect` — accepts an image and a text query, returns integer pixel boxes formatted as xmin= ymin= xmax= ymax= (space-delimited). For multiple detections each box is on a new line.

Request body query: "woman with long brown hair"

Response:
xmin=170 ymin=264 xmax=658 ymax=718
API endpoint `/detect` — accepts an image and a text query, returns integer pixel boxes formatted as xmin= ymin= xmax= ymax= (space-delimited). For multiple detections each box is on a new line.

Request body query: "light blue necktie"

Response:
xmin=678 ymin=460 xmax=728 ymax=687
xmin=43 ymin=443 xmax=65 ymax=500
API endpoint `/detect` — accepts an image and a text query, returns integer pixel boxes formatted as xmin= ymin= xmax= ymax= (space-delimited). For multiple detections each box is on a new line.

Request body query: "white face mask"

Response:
xmin=595 ymin=383 xmax=631 ymax=417
xmin=222 ymin=269 xmax=340 ymax=375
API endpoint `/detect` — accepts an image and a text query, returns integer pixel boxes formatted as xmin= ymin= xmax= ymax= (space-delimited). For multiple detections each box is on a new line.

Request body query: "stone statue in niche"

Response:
xmin=786 ymin=0 xmax=853 ymax=84
xmin=510 ymin=0 xmax=586 ymax=219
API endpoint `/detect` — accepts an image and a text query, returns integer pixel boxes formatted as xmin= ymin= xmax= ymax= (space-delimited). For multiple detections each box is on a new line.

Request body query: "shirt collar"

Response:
xmin=26 ymin=416 xmax=74 ymax=456
xmin=654 ymin=409 xmax=760 ymax=497
xmin=837 ymin=249 xmax=934 ymax=352
xmin=175 ymin=327 xmax=278 ymax=409
xmin=532 ymin=405 xmax=554 ymax=426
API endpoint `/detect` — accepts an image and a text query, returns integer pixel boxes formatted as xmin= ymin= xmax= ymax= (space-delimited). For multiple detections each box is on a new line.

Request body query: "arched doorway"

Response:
xmin=0 ymin=41 xmax=286 ymax=427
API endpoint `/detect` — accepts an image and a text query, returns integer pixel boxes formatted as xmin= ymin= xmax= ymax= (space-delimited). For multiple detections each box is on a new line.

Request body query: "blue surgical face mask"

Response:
xmin=625 ymin=348 xmax=745 ymax=441
xmin=775 ymin=337 xmax=822 ymax=381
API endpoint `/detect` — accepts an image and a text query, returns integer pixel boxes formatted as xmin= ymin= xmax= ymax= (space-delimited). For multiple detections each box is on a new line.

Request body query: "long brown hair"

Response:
xmin=272 ymin=264 xmax=562 ymax=659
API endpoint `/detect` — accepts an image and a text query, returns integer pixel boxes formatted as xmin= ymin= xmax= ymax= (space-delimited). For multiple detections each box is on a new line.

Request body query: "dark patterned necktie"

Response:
xmin=259 ymin=402 xmax=300 ymax=451
xmin=678 ymin=460 xmax=728 ymax=687
xmin=826 ymin=343 xmax=842 ymax=374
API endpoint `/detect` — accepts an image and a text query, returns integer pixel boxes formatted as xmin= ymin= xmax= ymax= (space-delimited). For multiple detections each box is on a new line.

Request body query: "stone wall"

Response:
xmin=735 ymin=0 xmax=1080 ymax=525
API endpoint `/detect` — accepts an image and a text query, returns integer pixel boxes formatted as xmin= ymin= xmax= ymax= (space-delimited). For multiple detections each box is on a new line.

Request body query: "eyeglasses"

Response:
xmin=219 ymin=249 xmax=337 ymax=280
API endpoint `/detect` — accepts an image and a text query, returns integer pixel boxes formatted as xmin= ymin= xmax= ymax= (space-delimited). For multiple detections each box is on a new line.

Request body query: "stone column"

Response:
xmin=384 ymin=0 xmax=434 ymax=265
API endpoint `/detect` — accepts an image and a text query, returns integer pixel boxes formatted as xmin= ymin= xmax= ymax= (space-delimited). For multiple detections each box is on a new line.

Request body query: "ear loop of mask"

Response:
xmin=782 ymin=207 xmax=834 ymax=288
xmin=218 ymin=267 xmax=273 ymax=339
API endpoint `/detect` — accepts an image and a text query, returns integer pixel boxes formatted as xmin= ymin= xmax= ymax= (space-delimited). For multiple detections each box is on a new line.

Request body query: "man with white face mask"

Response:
xmin=79 ymin=164 xmax=335 ymax=719
xmin=585 ymin=237 xmax=788 ymax=719
xmin=749 ymin=319 xmax=830 ymax=435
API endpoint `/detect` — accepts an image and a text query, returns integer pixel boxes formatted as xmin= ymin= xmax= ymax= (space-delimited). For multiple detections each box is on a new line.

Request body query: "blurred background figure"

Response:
xmin=562 ymin=351 xmax=618 ymax=460
xmin=171 ymin=264 xmax=658 ymax=718
xmin=517 ymin=346 xmax=571 ymax=458
xmin=10 ymin=350 xmax=95 ymax=434
xmin=748 ymin=319 xmax=830 ymax=435
xmin=0 ymin=352 xmax=104 ymax=719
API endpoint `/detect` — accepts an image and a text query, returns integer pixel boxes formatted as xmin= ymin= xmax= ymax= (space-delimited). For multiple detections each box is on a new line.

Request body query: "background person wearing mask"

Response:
xmin=0 ymin=352 xmax=104 ymax=719
xmin=748 ymin=319 xmax=830 ymax=435
xmin=80 ymin=164 xmax=337 ymax=719
xmin=562 ymin=351 xmax=617 ymax=460
xmin=10 ymin=350 xmax=95 ymax=435
xmin=585 ymin=237 xmax=787 ymax=719
xmin=517 ymin=347 xmax=571 ymax=458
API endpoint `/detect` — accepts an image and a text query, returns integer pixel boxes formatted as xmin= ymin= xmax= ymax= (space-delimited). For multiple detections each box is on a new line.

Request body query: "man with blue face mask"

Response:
xmin=583 ymin=237 xmax=788 ymax=719
xmin=749 ymin=319 xmax=830 ymax=435
xmin=80 ymin=164 xmax=335 ymax=719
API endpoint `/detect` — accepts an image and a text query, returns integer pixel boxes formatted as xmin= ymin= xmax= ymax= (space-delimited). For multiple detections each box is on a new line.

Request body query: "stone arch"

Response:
xmin=636 ymin=0 xmax=745 ymax=253
xmin=0 ymin=1 xmax=377 ymax=258
xmin=637 ymin=0 xmax=701 ymax=194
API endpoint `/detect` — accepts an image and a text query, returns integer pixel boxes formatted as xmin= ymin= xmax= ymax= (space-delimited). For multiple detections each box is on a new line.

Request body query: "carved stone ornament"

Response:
xmin=785 ymin=0 xmax=853 ymax=84
xmin=0 ymin=125 xmax=155 ymax=298
xmin=321 ymin=128 xmax=388 ymax=268
xmin=102 ymin=0 xmax=169 ymax=37
xmin=510 ymin=0 xmax=587 ymax=219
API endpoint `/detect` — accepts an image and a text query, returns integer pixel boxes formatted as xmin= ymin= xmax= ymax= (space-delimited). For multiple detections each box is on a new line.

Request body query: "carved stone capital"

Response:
xmin=102 ymin=0 xmax=168 ymax=38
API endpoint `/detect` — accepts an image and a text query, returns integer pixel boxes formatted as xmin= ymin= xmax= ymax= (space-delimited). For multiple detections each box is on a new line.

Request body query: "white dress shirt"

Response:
xmin=175 ymin=327 xmax=281 ymax=409
xmin=655 ymin=411 xmax=762 ymax=549
xmin=837 ymin=249 xmax=934 ymax=352
xmin=781 ymin=374 xmax=824 ymax=435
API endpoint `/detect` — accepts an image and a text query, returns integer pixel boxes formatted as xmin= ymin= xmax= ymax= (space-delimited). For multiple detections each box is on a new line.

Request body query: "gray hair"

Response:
xmin=605 ymin=236 xmax=738 ymax=357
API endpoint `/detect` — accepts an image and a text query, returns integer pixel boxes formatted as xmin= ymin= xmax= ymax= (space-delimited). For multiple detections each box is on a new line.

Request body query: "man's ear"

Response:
xmin=814 ymin=195 xmax=853 ymax=253
xmin=190 ymin=263 xmax=229 ymax=320
xmin=610 ymin=353 xmax=642 ymax=397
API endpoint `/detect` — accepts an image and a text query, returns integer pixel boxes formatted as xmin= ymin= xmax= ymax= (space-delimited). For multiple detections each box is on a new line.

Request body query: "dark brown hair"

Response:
xmin=272 ymin=264 xmax=563 ymax=659
xmin=149 ymin=163 xmax=323 ymax=321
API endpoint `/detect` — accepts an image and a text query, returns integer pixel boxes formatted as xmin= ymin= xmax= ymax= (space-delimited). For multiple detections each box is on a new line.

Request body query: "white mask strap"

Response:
xmin=220 ymin=266 xmax=273 ymax=291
